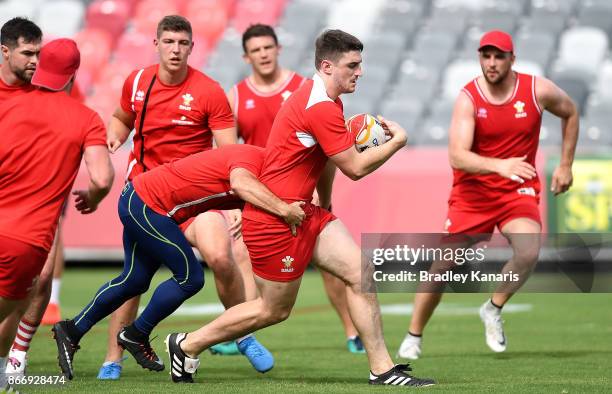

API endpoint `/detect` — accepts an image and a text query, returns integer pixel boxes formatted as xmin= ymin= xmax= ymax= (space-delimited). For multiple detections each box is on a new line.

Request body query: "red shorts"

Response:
xmin=242 ymin=204 xmax=336 ymax=282
xmin=0 ymin=236 xmax=47 ymax=300
xmin=445 ymin=194 xmax=541 ymax=234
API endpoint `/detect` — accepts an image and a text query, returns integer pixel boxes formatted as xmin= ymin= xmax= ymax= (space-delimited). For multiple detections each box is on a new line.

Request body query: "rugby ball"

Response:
xmin=346 ymin=113 xmax=387 ymax=152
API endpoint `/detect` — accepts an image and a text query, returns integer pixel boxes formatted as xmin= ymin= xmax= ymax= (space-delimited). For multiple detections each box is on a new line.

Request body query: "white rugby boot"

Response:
xmin=479 ymin=299 xmax=507 ymax=353
xmin=396 ymin=333 xmax=422 ymax=360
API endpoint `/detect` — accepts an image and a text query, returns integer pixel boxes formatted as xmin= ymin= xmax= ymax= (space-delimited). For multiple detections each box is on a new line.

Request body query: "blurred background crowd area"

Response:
xmin=1 ymin=0 xmax=611 ymax=149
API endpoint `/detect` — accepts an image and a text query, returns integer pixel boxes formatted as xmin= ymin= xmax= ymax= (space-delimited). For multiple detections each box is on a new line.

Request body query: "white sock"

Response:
xmin=103 ymin=356 xmax=127 ymax=365
xmin=484 ymin=299 xmax=502 ymax=316
xmin=50 ymin=279 xmax=62 ymax=305
xmin=236 ymin=334 xmax=252 ymax=344
xmin=407 ymin=333 xmax=422 ymax=344
xmin=8 ymin=349 xmax=26 ymax=361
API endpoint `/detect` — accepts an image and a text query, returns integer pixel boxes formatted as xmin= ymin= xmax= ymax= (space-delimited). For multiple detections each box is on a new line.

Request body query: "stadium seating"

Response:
xmin=0 ymin=1 xmax=38 ymax=28
xmin=85 ymin=0 xmax=132 ymax=45
xmin=522 ymin=12 xmax=566 ymax=37
xmin=132 ymin=0 xmax=180 ymax=36
xmin=374 ymin=0 xmax=426 ymax=36
xmin=113 ymin=30 xmax=157 ymax=68
xmin=232 ymin=0 xmax=286 ymax=33
xmin=580 ymin=117 xmax=612 ymax=147
xmin=380 ymin=98 xmax=424 ymax=138
xmin=539 ymin=112 xmax=563 ymax=145
xmin=472 ymin=9 xmax=519 ymax=35
xmin=412 ymin=29 xmax=458 ymax=72
xmin=513 ymin=60 xmax=544 ymax=77
xmin=203 ymin=28 xmax=249 ymax=90
xmin=37 ymin=0 xmax=85 ymax=38
xmin=73 ymin=27 xmax=113 ymax=93
xmin=3 ymin=0 xmax=608 ymax=150
xmin=276 ymin=1 xmax=327 ymax=73
xmin=578 ymin=2 xmax=612 ymax=43
xmin=185 ymin=0 xmax=229 ymax=48
xmin=550 ymin=70 xmax=590 ymax=115
xmin=514 ymin=31 xmax=556 ymax=71
xmin=442 ymin=60 xmax=480 ymax=101
xmin=555 ymin=27 xmax=608 ymax=81
xmin=417 ymin=98 xmax=454 ymax=146
xmin=391 ymin=61 xmax=439 ymax=103
xmin=590 ymin=60 xmax=612 ymax=105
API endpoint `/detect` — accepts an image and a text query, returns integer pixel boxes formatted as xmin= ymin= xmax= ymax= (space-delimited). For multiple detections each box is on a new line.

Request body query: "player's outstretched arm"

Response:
xmin=230 ymin=168 xmax=305 ymax=235
xmin=536 ymin=76 xmax=578 ymax=195
xmin=73 ymin=145 xmax=115 ymax=214
xmin=329 ymin=116 xmax=406 ymax=181
xmin=449 ymin=92 xmax=536 ymax=183
xmin=107 ymin=107 xmax=135 ymax=153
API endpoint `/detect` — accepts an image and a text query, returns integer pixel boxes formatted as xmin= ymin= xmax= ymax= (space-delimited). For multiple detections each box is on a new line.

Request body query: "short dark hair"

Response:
xmin=314 ymin=29 xmax=363 ymax=70
xmin=156 ymin=15 xmax=192 ymax=39
xmin=242 ymin=24 xmax=278 ymax=52
xmin=1 ymin=17 xmax=42 ymax=48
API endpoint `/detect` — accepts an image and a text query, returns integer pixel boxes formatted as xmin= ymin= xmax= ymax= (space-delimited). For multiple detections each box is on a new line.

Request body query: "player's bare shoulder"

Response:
xmin=533 ymin=76 xmax=560 ymax=107
xmin=534 ymin=75 xmax=575 ymax=114
xmin=453 ymin=88 xmax=476 ymax=117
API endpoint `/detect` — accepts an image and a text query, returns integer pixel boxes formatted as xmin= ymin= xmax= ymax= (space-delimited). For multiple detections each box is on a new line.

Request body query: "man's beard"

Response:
xmin=484 ymin=70 xmax=508 ymax=85
xmin=14 ymin=67 xmax=33 ymax=83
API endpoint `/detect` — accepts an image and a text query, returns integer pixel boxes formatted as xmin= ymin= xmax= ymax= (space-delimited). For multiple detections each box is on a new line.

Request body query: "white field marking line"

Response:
xmin=140 ymin=303 xmax=533 ymax=317
xmin=380 ymin=303 xmax=533 ymax=315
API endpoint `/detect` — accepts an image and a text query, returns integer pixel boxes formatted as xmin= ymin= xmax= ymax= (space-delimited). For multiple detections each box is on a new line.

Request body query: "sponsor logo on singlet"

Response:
xmin=281 ymin=90 xmax=292 ymax=102
xmin=135 ymin=90 xmax=145 ymax=101
xmin=477 ymin=108 xmax=488 ymax=118
xmin=514 ymin=100 xmax=527 ymax=118
xmin=245 ymin=99 xmax=255 ymax=110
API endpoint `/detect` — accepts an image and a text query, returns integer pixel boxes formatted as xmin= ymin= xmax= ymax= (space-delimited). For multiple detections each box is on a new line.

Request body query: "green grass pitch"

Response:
xmin=18 ymin=268 xmax=612 ymax=393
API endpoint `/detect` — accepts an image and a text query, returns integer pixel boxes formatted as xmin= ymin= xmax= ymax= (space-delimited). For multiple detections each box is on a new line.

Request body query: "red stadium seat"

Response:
xmin=113 ymin=31 xmax=157 ymax=69
xmin=176 ymin=0 xmax=237 ymax=15
xmin=88 ymin=60 xmax=137 ymax=122
xmin=85 ymin=0 xmax=132 ymax=46
xmin=74 ymin=28 xmax=113 ymax=83
xmin=173 ymin=0 xmax=193 ymax=14
xmin=85 ymin=89 xmax=119 ymax=125
xmin=232 ymin=0 xmax=287 ymax=33
xmin=93 ymin=60 xmax=138 ymax=98
xmin=185 ymin=0 xmax=229 ymax=47
xmin=189 ymin=35 xmax=211 ymax=69
xmin=133 ymin=0 xmax=180 ymax=36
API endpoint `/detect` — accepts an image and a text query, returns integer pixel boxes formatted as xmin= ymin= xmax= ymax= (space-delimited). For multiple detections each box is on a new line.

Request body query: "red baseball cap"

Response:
xmin=31 ymin=38 xmax=80 ymax=91
xmin=478 ymin=30 xmax=514 ymax=53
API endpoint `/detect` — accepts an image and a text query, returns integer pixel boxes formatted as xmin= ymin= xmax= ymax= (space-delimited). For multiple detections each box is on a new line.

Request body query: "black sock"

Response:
xmin=125 ymin=324 xmax=148 ymax=341
xmin=64 ymin=319 xmax=83 ymax=343
xmin=408 ymin=331 xmax=422 ymax=338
